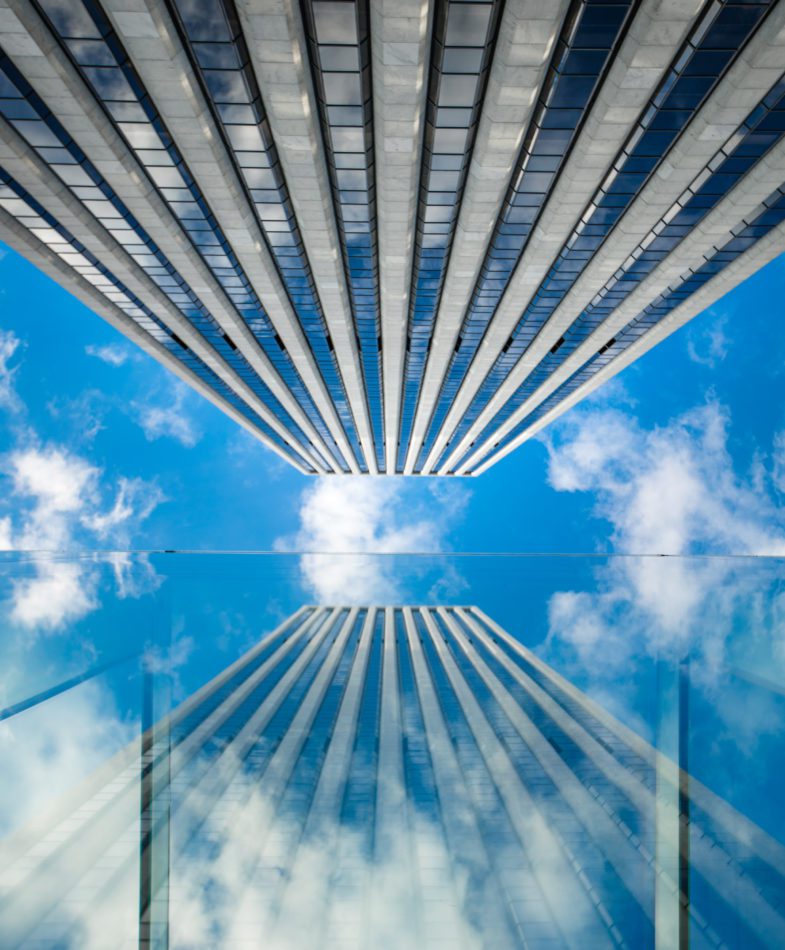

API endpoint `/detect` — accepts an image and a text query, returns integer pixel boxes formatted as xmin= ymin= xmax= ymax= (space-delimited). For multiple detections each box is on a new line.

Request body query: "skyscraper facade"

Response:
xmin=2 ymin=605 xmax=784 ymax=948
xmin=1 ymin=0 xmax=784 ymax=474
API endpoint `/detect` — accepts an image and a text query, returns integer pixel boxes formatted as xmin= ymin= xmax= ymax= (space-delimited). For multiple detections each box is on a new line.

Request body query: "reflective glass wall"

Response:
xmin=1 ymin=552 xmax=784 ymax=948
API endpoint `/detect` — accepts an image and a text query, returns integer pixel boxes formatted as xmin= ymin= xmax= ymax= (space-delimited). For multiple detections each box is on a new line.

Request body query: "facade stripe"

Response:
xmin=396 ymin=0 xmax=505 ymax=473
xmin=29 ymin=0 xmax=354 ymax=471
xmin=1 ymin=2 xmax=783 ymax=472
xmin=451 ymin=66 xmax=785 ymax=472
xmin=300 ymin=0 xmax=385 ymax=472
xmin=0 ymin=163 xmax=324 ymax=471
xmin=164 ymin=0 xmax=370 ymax=472
xmin=0 ymin=49 xmax=338 ymax=467
xmin=371 ymin=0 xmax=433 ymax=474
xmin=414 ymin=0 xmax=638 ymax=473
xmin=468 ymin=170 xmax=785 ymax=473
xmin=425 ymin=0 xmax=776 ymax=473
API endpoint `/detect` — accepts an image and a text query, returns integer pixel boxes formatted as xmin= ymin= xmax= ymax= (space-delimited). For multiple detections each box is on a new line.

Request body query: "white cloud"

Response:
xmin=10 ymin=560 xmax=97 ymax=630
xmin=773 ymin=430 xmax=785 ymax=495
xmin=8 ymin=446 xmax=98 ymax=550
xmin=1 ymin=443 xmax=164 ymax=631
xmin=276 ymin=479 xmax=470 ymax=603
xmin=542 ymin=401 xmax=785 ymax=558
xmin=539 ymin=399 xmax=785 ymax=751
xmin=0 ymin=679 xmax=140 ymax=949
xmin=81 ymin=477 xmax=165 ymax=540
xmin=136 ymin=383 xmax=200 ymax=447
xmin=46 ymin=389 xmax=109 ymax=444
xmin=0 ymin=328 xmax=22 ymax=411
xmin=85 ymin=342 xmax=131 ymax=366
xmin=686 ymin=311 xmax=730 ymax=368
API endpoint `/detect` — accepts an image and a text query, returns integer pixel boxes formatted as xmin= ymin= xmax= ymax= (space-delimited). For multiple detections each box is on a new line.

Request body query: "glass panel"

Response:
xmin=1 ymin=552 xmax=783 ymax=948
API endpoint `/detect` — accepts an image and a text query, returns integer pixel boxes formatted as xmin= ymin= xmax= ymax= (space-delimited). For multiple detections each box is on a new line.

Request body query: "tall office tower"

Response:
xmin=1 ymin=1 xmax=784 ymax=473
xmin=2 ymin=605 xmax=784 ymax=948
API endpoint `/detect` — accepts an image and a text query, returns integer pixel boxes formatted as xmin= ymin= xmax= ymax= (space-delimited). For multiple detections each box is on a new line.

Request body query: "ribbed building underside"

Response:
xmin=1 ymin=606 xmax=784 ymax=949
xmin=1 ymin=0 xmax=785 ymax=473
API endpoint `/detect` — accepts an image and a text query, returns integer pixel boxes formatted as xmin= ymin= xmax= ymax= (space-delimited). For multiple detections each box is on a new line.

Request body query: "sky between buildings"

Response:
xmin=1 ymin=239 xmax=784 ymax=561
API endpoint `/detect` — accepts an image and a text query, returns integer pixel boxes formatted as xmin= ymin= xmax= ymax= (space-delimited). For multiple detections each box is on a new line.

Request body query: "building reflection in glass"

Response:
xmin=1 ymin=605 xmax=784 ymax=949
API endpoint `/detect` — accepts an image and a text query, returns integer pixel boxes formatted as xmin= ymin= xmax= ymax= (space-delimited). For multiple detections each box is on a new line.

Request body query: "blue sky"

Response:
xmin=2 ymin=240 xmax=785 ymax=841
xmin=1 ymin=239 xmax=784 ymax=557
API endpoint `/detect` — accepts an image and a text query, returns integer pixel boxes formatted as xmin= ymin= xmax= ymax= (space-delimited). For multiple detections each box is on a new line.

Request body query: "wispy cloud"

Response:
xmin=686 ymin=311 xmax=730 ymax=368
xmin=275 ymin=479 xmax=470 ymax=603
xmin=135 ymin=383 xmax=200 ymax=447
xmin=85 ymin=342 xmax=132 ymax=367
xmin=0 ymin=328 xmax=22 ymax=412
xmin=47 ymin=389 xmax=109 ymax=444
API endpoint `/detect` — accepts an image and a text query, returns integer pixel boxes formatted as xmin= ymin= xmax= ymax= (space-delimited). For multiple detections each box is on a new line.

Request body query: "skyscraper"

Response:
xmin=1 ymin=1 xmax=784 ymax=474
xmin=2 ymin=605 xmax=784 ymax=948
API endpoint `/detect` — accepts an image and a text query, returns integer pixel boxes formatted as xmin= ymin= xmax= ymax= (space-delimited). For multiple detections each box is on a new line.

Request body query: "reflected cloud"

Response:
xmin=9 ymin=559 xmax=96 ymax=630
xmin=0 ymin=678 xmax=135 ymax=837
xmin=276 ymin=479 xmax=470 ymax=603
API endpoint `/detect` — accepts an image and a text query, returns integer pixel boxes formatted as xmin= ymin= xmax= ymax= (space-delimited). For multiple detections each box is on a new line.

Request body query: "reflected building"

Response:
xmin=1 ymin=1 xmax=785 ymax=473
xmin=2 ymin=605 xmax=785 ymax=949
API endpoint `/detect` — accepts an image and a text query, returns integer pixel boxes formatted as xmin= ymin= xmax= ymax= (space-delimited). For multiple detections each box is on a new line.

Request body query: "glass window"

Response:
xmin=175 ymin=0 xmax=232 ymax=41
xmin=117 ymin=123 xmax=164 ymax=150
xmin=322 ymin=73 xmax=363 ymax=105
xmin=437 ymin=74 xmax=479 ymax=108
xmin=330 ymin=127 xmax=364 ymax=151
xmin=11 ymin=120 xmax=62 ymax=147
xmin=65 ymin=39 xmax=116 ymax=66
xmin=193 ymin=43 xmax=241 ymax=70
xmin=81 ymin=67 xmax=137 ymax=101
xmin=431 ymin=127 xmax=469 ymax=153
xmin=312 ymin=2 xmax=358 ymax=45
xmin=327 ymin=105 xmax=364 ymax=126
xmin=224 ymin=124 xmax=264 ymax=151
xmin=434 ymin=107 xmax=473 ymax=129
xmin=203 ymin=70 xmax=250 ymax=104
xmin=318 ymin=46 xmax=360 ymax=72
xmin=37 ymin=0 xmax=100 ymax=38
xmin=441 ymin=48 xmax=483 ymax=73
xmin=444 ymin=4 xmax=492 ymax=46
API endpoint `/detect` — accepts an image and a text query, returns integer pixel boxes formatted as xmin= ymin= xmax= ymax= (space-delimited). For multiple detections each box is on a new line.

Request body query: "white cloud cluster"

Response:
xmin=539 ymin=399 xmax=785 ymax=748
xmin=543 ymin=401 xmax=785 ymax=557
xmin=0 ymin=327 xmax=167 ymax=630
xmin=0 ymin=445 xmax=164 ymax=630
xmin=686 ymin=311 xmax=731 ymax=368
xmin=276 ymin=478 xmax=470 ymax=603
xmin=135 ymin=382 xmax=201 ymax=447
xmin=85 ymin=342 xmax=132 ymax=367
